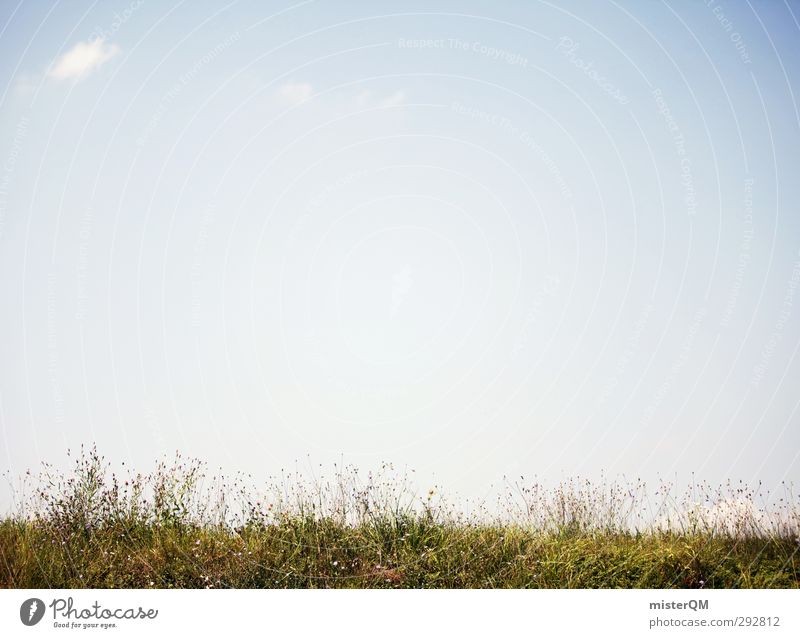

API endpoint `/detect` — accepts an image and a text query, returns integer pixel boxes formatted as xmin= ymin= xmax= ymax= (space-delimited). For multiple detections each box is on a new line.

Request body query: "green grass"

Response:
xmin=1 ymin=447 xmax=798 ymax=588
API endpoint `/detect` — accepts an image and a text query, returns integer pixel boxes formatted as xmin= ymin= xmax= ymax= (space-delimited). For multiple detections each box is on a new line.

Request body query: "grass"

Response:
xmin=1 ymin=446 xmax=798 ymax=588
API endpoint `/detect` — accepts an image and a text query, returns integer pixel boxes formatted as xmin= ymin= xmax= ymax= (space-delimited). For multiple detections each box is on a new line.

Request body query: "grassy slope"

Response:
xmin=1 ymin=449 xmax=797 ymax=588
xmin=2 ymin=519 xmax=798 ymax=588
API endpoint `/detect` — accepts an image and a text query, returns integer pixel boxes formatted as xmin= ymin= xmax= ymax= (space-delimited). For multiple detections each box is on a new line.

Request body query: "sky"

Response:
xmin=0 ymin=0 xmax=799 ymax=507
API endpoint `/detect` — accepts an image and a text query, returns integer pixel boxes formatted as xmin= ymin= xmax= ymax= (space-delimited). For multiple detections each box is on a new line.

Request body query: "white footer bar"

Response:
xmin=1 ymin=589 xmax=797 ymax=637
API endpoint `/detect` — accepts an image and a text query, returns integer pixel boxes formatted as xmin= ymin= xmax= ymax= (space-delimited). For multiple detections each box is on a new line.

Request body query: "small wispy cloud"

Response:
xmin=355 ymin=89 xmax=406 ymax=109
xmin=48 ymin=38 xmax=120 ymax=82
xmin=276 ymin=82 xmax=314 ymax=106
xmin=379 ymin=90 xmax=405 ymax=108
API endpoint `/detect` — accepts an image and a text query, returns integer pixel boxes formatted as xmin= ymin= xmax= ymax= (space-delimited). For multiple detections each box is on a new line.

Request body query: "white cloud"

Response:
xmin=48 ymin=38 xmax=120 ymax=81
xmin=355 ymin=89 xmax=406 ymax=109
xmin=276 ymin=82 xmax=313 ymax=106
xmin=379 ymin=90 xmax=405 ymax=108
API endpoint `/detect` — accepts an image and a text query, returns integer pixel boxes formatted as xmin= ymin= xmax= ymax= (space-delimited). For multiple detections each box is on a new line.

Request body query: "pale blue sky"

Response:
xmin=1 ymin=0 xmax=799 ymax=505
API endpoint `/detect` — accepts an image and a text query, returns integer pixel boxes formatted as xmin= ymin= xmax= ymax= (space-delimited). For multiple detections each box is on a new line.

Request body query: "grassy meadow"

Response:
xmin=1 ymin=447 xmax=798 ymax=588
